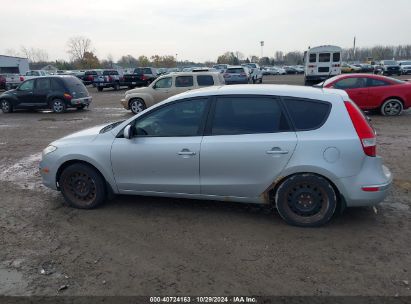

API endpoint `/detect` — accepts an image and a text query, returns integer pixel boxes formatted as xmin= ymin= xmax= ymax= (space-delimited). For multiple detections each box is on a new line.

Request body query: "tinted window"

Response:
xmin=154 ymin=77 xmax=172 ymax=89
xmin=283 ymin=98 xmax=330 ymax=131
xmin=319 ymin=53 xmax=331 ymax=62
xmin=226 ymin=68 xmax=245 ymax=74
xmin=19 ymin=80 xmax=34 ymax=91
xmin=333 ymin=53 xmax=340 ymax=62
xmin=143 ymin=68 xmax=152 ymax=74
xmin=197 ymin=75 xmax=214 ymax=86
xmin=103 ymin=70 xmax=118 ymax=75
xmin=175 ymin=76 xmax=194 ymax=87
xmin=334 ymin=77 xmax=366 ymax=89
xmin=309 ymin=53 xmax=317 ymax=63
xmin=367 ymin=78 xmax=390 ymax=87
xmin=211 ymin=97 xmax=290 ymax=135
xmin=51 ymin=78 xmax=65 ymax=91
xmin=36 ymin=78 xmax=50 ymax=90
xmin=134 ymin=99 xmax=207 ymax=137
xmin=64 ymin=77 xmax=87 ymax=94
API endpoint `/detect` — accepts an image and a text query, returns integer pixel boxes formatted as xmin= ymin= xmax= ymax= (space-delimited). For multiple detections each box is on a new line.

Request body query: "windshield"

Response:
xmin=401 ymin=61 xmax=411 ymax=65
xmin=383 ymin=60 xmax=397 ymax=65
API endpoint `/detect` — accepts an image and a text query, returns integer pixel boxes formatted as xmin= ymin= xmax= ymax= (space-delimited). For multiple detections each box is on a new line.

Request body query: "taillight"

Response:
xmin=344 ymin=101 xmax=376 ymax=157
xmin=20 ymin=76 xmax=24 ymax=81
xmin=63 ymin=93 xmax=72 ymax=100
xmin=240 ymin=72 xmax=247 ymax=76
xmin=223 ymin=73 xmax=230 ymax=78
xmin=108 ymin=76 xmax=113 ymax=82
xmin=141 ymin=75 xmax=147 ymax=80
xmin=308 ymin=65 xmax=316 ymax=68
xmin=333 ymin=64 xmax=340 ymax=67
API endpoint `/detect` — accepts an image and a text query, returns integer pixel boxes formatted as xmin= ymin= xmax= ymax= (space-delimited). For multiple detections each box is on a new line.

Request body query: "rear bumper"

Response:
xmin=225 ymin=79 xmax=249 ymax=84
xmin=338 ymin=157 xmax=393 ymax=207
xmin=71 ymin=97 xmax=92 ymax=107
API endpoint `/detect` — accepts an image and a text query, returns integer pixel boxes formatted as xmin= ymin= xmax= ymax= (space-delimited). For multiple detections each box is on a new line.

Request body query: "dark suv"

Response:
xmin=0 ymin=76 xmax=92 ymax=113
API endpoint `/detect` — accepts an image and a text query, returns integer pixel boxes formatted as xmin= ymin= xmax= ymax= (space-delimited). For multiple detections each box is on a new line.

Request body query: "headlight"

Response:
xmin=42 ymin=145 xmax=57 ymax=157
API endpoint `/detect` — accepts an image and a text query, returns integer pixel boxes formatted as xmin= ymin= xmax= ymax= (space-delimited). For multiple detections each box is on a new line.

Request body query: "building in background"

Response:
xmin=0 ymin=55 xmax=30 ymax=74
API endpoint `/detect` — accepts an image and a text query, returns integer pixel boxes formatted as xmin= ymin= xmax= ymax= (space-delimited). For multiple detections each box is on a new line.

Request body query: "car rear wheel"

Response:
xmin=113 ymin=83 xmax=120 ymax=91
xmin=275 ymin=174 xmax=337 ymax=227
xmin=51 ymin=99 xmax=66 ymax=113
xmin=1 ymin=100 xmax=13 ymax=113
xmin=380 ymin=99 xmax=403 ymax=116
xmin=60 ymin=163 xmax=106 ymax=209
xmin=97 ymin=87 xmax=103 ymax=92
xmin=130 ymin=98 xmax=146 ymax=114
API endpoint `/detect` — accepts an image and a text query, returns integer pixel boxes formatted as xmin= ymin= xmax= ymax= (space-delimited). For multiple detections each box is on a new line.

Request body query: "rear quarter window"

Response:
xmin=282 ymin=98 xmax=331 ymax=131
xmin=197 ymin=75 xmax=214 ymax=86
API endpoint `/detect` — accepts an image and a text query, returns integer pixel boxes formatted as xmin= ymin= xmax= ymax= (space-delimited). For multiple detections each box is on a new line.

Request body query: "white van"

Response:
xmin=304 ymin=45 xmax=342 ymax=85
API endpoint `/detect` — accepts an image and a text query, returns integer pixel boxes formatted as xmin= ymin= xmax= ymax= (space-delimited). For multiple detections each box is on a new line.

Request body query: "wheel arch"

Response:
xmin=380 ymin=96 xmax=405 ymax=107
xmin=56 ymin=159 xmax=116 ymax=198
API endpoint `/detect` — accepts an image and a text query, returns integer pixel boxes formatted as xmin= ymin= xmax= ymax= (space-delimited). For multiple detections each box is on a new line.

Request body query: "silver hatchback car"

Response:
xmin=40 ymin=85 xmax=392 ymax=227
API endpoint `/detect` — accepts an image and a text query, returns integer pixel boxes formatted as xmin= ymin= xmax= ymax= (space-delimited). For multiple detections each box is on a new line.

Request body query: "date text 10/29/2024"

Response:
xmin=150 ymin=296 xmax=257 ymax=303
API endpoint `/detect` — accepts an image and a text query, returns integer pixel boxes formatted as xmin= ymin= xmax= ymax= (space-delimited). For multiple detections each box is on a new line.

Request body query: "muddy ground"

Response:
xmin=0 ymin=75 xmax=410 ymax=296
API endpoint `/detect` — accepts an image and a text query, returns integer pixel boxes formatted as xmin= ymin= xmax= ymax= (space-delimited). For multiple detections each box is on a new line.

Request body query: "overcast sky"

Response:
xmin=2 ymin=0 xmax=411 ymax=62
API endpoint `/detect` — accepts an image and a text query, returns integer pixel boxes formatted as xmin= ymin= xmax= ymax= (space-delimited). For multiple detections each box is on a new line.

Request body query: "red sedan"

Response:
xmin=322 ymin=74 xmax=411 ymax=115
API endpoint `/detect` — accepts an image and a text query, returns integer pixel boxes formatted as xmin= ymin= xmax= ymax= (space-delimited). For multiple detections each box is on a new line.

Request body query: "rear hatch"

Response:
xmin=224 ymin=68 xmax=248 ymax=81
xmin=65 ymin=77 xmax=90 ymax=98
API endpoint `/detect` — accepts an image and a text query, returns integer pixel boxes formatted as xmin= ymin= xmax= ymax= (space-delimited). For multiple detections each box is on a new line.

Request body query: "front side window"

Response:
xmin=154 ymin=77 xmax=172 ymax=89
xmin=134 ymin=99 xmax=207 ymax=137
xmin=36 ymin=78 xmax=50 ymax=90
xmin=211 ymin=97 xmax=290 ymax=135
xmin=319 ymin=53 xmax=331 ymax=62
xmin=175 ymin=76 xmax=194 ymax=87
xmin=197 ymin=75 xmax=214 ymax=86
xmin=283 ymin=98 xmax=331 ymax=131
xmin=309 ymin=53 xmax=317 ymax=63
xmin=334 ymin=77 xmax=366 ymax=89
xmin=19 ymin=80 xmax=34 ymax=91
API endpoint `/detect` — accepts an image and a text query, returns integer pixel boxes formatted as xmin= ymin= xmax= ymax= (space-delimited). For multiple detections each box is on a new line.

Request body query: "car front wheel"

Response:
xmin=1 ymin=99 xmax=13 ymax=113
xmin=130 ymin=98 xmax=146 ymax=114
xmin=60 ymin=163 xmax=106 ymax=209
xmin=380 ymin=99 xmax=403 ymax=116
xmin=275 ymin=174 xmax=337 ymax=227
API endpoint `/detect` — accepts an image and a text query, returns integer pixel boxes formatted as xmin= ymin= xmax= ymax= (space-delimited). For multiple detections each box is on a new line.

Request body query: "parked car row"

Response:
xmin=341 ymin=60 xmax=411 ymax=76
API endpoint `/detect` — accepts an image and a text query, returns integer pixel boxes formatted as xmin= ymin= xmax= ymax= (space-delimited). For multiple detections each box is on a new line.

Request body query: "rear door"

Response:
xmin=200 ymin=96 xmax=297 ymax=198
xmin=366 ymin=77 xmax=391 ymax=108
xmin=33 ymin=78 xmax=50 ymax=106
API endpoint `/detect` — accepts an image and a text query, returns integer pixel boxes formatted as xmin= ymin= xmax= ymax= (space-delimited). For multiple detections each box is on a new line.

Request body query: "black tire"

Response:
xmin=380 ymin=98 xmax=403 ymax=116
xmin=275 ymin=174 xmax=337 ymax=227
xmin=1 ymin=99 xmax=13 ymax=113
xmin=60 ymin=163 xmax=106 ymax=209
xmin=113 ymin=82 xmax=120 ymax=91
xmin=76 ymin=105 xmax=86 ymax=110
xmin=304 ymin=80 xmax=311 ymax=86
xmin=259 ymin=77 xmax=263 ymax=84
xmin=51 ymin=99 xmax=66 ymax=113
xmin=252 ymin=78 xmax=256 ymax=84
xmin=97 ymin=87 xmax=103 ymax=92
xmin=129 ymin=98 xmax=146 ymax=114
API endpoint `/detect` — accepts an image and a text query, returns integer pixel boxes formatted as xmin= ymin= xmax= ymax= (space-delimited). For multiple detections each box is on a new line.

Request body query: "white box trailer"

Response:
xmin=0 ymin=55 xmax=30 ymax=75
xmin=304 ymin=45 xmax=342 ymax=86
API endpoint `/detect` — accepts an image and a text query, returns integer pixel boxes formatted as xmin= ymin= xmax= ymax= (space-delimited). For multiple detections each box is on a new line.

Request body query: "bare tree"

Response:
xmin=20 ymin=46 xmax=49 ymax=62
xmin=67 ymin=36 xmax=93 ymax=62
xmin=4 ymin=48 xmax=20 ymax=57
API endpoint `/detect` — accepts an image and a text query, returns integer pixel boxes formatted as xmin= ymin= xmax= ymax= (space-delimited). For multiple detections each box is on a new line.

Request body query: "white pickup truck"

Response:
xmin=242 ymin=63 xmax=263 ymax=83
xmin=20 ymin=70 xmax=49 ymax=81
xmin=3 ymin=74 xmax=24 ymax=90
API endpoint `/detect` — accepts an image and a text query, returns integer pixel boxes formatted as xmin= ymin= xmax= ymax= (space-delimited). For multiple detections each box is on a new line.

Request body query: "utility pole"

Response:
xmin=260 ymin=41 xmax=264 ymax=59
xmin=353 ymin=36 xmax=356 ymax=62
xmin=175 ymin=53 xmax=178 ymax=68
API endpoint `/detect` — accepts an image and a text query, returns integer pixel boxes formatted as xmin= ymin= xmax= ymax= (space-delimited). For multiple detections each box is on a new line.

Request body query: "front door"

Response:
xmin=14 ymin=79 xmax=35 ymax=108
xmin=151 ymin=76 xmax=173 ymax=103
xmin=111 ymin=98 xmax=209 ymax=194
xmin=200 ymin=96 xmax=297 ymax=198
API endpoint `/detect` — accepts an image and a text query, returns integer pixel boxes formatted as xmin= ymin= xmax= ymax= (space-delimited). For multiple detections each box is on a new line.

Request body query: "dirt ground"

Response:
xmin=0 ymin=75 xmax=410 ymax=296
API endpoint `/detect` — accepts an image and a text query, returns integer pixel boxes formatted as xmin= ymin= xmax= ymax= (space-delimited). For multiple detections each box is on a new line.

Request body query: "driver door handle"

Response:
xmin=266 ymin=148 xmax=289 ymax=155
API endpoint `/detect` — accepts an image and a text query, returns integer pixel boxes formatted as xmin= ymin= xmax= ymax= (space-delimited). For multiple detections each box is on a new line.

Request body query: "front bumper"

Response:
xmin=120 ymin=98 xmax=129 ymax=110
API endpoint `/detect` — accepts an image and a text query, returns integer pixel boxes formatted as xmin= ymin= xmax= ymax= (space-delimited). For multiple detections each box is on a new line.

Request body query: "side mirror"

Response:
xmin=124 ymin=125 xmax=132 ymax=139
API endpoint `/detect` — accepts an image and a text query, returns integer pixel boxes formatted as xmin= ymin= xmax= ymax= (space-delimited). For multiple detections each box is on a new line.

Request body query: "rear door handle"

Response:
xmin=266 ymin=148 xmax=289 ymax=155
xmin=178 ymin=149 xmax=196 ymax=156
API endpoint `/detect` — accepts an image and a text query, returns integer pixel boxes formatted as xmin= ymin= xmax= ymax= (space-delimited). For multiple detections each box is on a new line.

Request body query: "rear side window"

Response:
xmin=334 ymin=77 xmax=366 ymax=89
xmin=283 ymin=98 xmax=331 ymax=131
xmin=211 ymin=97 xmax=290 ymax=135
xmin=64 ymin=77 xmax=86 ymax=93
xmin=197 ymin=75 xmax=214 ymax=86
xmin=175 ymin=76 xmax=193 ymax=87
xmin=319 ymin=53 xmax=331 ymax=62
xmin=51 ymin=78 xmax=65 ymax=91
xmin=367 ymin=78 xmax=390 ymax=87
xmin=36 ymin=78 xmax=50 ymax=90
xmin=309 ymin=54 xmax=316 ymax=63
